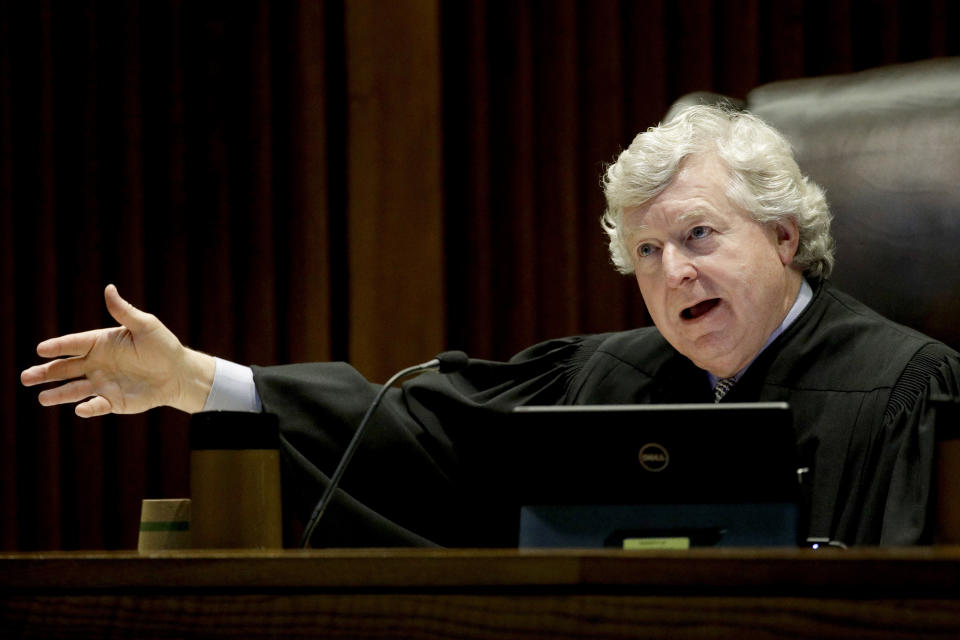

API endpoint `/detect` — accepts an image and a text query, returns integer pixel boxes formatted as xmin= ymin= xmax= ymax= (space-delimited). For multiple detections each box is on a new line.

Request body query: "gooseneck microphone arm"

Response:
xmin=299 ymin=351 xmax=469 ymax=548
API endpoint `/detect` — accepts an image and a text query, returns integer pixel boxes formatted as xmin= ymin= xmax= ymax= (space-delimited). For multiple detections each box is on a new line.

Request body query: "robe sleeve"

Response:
xmin=250 ymin=335 xmax=601 ymax=548
xmin=856 ymin=343 xmax=960 ymax=545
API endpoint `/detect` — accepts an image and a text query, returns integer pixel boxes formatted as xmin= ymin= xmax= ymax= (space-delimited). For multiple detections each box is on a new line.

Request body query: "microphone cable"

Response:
xmin=299 ymin=351 xmax=469 ymax=548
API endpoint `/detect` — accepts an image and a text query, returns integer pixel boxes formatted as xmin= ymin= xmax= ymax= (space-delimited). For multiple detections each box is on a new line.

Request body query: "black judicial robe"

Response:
xmin=252 ymin=280 xmax=960 ymax=548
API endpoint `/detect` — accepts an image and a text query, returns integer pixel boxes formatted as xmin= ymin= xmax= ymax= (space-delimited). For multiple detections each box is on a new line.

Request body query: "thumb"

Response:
xmin=104 ymin=284 xmax=152 ymax=332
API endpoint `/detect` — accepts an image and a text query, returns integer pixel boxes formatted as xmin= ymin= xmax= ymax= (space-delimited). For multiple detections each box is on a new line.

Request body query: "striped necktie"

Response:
xmin=714 ymin=377 xmax=736 ymax=403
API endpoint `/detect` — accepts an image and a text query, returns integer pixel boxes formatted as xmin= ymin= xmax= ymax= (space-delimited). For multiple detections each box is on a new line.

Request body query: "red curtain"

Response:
xmin=1 ymin=0 xmax=956 ymax=550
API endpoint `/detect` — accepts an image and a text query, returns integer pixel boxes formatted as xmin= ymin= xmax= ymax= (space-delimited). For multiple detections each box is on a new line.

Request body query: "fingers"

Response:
xmin=36 ymin=381 xmax=116 ymax=418
xmin=21 ymin=370 xmax=113 ymax=417
xmin=37 ymin=379 xmax=96 ymax=408
xmin=22 ymin=358 xmax=75 ymax=387
xmin=104 ymin=284 xmax=153 ymax=332
xmin=32 ymin=286 xmax=137 ymax=358
xmin=20 ymin=364 xmax=45 ymax=387
xmin=33 ymin=329 xmax=105 ymax=360
xmin=76 ymin=395 xmax=113 ymax=418
xmin=21 ymin=355 xmax=91 ymax=387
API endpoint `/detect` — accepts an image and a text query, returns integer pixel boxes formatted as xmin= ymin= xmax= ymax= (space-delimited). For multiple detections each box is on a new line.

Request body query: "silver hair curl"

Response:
xmin=601 ymin=104 xmax=834 ymax=279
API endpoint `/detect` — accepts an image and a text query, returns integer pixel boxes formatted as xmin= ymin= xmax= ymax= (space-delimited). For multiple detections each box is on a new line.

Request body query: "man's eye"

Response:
xmin=690 ymin=226 xmax=711 ymax=240
xmin=637 ymin=244 xmax=656 ymax=257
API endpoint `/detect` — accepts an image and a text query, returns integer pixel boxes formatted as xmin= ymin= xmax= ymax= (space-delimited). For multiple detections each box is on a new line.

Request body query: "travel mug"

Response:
xmin=190 ymin=411 xmax=283 ymax=548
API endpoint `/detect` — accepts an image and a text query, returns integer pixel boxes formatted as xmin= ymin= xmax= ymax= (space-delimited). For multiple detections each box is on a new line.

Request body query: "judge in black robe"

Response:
xmin=247 ymin=105 xmax=960 ymax=550
xmin=22 ymin=104 xmax=960 ymax=551
xmin=253 ymin=279 xmax=960 ymax=548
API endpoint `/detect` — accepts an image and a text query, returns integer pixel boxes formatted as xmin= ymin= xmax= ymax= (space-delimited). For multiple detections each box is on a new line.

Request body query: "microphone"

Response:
xmin=299 ymin=351 xmax=470 ymax=548
xmin=433 ymin=349 xmax=469 ymax=373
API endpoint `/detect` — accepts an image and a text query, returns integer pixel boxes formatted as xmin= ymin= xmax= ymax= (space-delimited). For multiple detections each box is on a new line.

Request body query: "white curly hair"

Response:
xmin=601 ymin=104 xmax=834 ymax=279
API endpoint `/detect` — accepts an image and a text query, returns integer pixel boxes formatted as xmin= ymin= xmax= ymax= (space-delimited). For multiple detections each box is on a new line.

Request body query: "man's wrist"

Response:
xmin=176 ymin=348 xmax=217 ymax=414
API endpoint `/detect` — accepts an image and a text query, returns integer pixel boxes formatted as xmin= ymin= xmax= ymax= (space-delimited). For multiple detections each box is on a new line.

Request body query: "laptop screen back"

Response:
xmin=505 ymin=402 xmax=800 ymax=548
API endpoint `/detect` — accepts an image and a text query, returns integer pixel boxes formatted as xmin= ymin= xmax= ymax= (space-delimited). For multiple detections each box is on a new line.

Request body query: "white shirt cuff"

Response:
xmin=201 ymin=357 xmax=263 ymax=413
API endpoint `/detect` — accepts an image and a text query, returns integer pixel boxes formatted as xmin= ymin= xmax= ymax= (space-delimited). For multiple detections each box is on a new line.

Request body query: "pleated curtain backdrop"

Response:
xmin=1 ymin=0 xmax=957 ymax=550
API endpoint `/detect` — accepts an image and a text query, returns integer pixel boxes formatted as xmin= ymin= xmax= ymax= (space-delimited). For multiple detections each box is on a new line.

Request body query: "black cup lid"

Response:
xmin=190 ymin=411 xmax=280 ymax=450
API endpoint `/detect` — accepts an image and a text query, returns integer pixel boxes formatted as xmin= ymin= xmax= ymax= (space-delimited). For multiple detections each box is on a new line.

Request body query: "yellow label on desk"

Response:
xmin=622 ymin=537 xmax=690 ymax=550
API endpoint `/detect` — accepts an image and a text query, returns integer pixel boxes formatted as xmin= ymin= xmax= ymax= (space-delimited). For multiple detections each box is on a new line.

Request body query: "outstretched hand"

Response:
xmin=20 ymin=285 xmax=216 ymax=417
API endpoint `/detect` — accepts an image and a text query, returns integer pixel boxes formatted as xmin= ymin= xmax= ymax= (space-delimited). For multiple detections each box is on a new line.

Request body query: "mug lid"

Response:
xmin=190 ymin=411 xmax=280 ymax=450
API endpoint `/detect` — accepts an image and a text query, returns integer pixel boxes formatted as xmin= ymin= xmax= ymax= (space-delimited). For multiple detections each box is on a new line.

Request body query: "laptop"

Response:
xmin=503 ymin=402 xmax=801 ymax=549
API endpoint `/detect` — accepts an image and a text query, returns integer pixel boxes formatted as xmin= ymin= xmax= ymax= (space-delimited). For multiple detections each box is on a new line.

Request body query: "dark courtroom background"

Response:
xmin=2 ymin=0 xmax=957 ymax=550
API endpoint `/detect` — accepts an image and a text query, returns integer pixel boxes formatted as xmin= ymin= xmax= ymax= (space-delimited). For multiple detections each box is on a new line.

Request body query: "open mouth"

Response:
xmin=681 ymin=298 xmax=720 ymax=320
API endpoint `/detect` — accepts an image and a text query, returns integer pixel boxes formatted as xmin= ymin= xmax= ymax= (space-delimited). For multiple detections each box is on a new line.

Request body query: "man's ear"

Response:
xmin=774 ymin=218 xmax=800 ymax=266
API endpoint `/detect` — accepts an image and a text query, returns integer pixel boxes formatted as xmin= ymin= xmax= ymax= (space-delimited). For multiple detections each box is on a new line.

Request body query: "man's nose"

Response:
xmin=662 ymin=243 xmax=697 ymax=287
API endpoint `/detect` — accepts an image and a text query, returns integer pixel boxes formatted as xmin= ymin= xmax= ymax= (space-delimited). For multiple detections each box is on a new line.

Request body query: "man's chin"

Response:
xmin=694 ymin=360 xmax=742 ymax=378
xmin=676 ymin=339 xmax=748 ymax=378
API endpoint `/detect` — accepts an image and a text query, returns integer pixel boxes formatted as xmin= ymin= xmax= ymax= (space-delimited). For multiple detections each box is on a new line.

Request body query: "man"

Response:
xmin=22 ymin=105 xmax=960 ymax=548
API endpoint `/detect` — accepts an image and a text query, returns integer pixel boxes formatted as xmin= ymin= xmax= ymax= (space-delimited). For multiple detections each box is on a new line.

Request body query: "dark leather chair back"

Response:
xmin=673 ymin=58 xmax=960 ymax=349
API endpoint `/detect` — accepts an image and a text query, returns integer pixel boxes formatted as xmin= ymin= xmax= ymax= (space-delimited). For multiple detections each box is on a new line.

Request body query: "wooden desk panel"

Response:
xmin=3 ymin=548 xmax=960 ymax=639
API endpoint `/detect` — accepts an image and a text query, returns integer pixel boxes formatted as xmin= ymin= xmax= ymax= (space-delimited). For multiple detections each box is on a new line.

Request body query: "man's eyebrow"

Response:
xmin=675 ymin=208 xmax=710 ymax=225
xmin=623 ymin=207 xmax=712 ymax=236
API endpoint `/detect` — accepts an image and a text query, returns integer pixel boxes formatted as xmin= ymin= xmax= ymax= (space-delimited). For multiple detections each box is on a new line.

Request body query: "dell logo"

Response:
xmin=638 ymin=443 xmax=669 ymax=472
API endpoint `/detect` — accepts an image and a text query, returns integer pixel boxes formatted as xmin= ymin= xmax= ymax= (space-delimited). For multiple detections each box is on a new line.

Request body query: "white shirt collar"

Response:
xmin=707 ymin=277 xmax=814 ymax=388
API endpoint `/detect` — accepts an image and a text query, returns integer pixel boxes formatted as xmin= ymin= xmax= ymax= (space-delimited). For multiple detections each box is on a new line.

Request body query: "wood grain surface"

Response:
xmin=4 ymin=548 xmax=960 ymax=639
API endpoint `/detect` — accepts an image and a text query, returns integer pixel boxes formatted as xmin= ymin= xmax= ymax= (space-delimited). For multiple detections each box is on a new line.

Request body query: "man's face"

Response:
xmin=622 ymin=154 xmax=802 ymax=377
